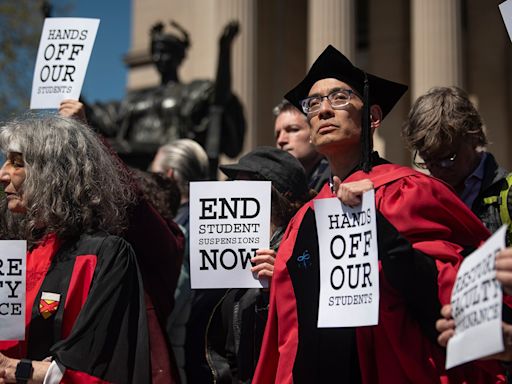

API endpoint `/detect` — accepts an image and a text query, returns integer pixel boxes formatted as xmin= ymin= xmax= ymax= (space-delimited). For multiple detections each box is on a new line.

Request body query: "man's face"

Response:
xmin=307 ymin=78 xmax=364 ymax=155
xmin=274 ymin=110 xmax=316 ymax=163
xmin=419 ymin=140 xmax=481 ymax=192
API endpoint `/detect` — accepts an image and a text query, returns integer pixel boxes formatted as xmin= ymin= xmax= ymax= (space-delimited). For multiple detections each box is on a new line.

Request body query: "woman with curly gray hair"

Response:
xmin=0 ymin=115 xmax=135 ymax=243
xmin=0 ymin=115 xmax=150 ymax=383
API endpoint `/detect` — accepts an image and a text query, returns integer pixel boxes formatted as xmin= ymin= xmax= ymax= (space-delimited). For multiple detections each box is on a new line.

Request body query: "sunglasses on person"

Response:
xmin=413 ymin=150 xmax=458 ymax=170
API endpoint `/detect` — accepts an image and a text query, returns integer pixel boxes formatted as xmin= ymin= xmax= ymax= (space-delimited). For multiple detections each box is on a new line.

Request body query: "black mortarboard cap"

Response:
xmin=284 ymin=45 xmax=408 ymax=172
xmin=219 ymin=146 xmax=309 ymax=202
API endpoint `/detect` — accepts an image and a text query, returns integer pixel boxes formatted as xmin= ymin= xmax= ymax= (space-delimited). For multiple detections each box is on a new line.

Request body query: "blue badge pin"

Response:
xmin=297 ymin=250 xmax=312 ymax=269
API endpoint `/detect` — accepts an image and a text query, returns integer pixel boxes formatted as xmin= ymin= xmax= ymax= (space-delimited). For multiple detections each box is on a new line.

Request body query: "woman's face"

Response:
xmin=0 ymin=152 xmax=27 ymax=214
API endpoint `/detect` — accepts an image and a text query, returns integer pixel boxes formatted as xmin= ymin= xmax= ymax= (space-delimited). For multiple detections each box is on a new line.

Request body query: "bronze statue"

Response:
xmin=86 ymin=20 xmax=246 ymax=176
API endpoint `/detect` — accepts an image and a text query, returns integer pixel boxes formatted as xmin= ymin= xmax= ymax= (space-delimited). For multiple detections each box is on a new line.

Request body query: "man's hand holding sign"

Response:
xmin=332 ymin=177 xmax=374 ymax=207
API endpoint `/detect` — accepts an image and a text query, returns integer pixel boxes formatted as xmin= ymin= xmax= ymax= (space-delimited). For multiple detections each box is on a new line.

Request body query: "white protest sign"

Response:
xmin=445 ymin=225 xmax=506 ymax=370
xmin=30 ymin=18 xmax=100 ymax=109
xmin=0 ymin=241 xmax=26 ymax=341
xmin=314 ymin=189 xmax=379 ymax=327
xmin=499 ymin=0 xmax=512 ymax=42
xmin=189 ymin=181 xmax=271 ymax=289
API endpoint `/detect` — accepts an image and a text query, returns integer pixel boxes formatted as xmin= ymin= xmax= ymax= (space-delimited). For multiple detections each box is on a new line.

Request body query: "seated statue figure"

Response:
xmin=86 ymin=20 xmax=246 ymax=175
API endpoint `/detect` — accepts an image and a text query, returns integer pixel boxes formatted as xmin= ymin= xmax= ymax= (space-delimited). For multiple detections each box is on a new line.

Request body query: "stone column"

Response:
xmin=411 ymin=0 xmax=463 ymax=99
xmin=368 ymin=0 xmax=410 ymax=165
xmin=307 ymin=0 xmax=355 ymax=64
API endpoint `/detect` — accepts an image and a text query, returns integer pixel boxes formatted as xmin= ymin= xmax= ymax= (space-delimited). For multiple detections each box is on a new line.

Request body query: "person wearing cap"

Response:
xmin=273 ymin=99 xmax=330 ymax=192
xmin=205 ymin=147 xmax=312 ymax=383
xmin=252 ymin=45 xmax=504 ymax=383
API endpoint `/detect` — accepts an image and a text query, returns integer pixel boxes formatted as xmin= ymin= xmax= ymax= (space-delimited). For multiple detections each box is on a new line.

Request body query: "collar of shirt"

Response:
xmin=460 ymin=151 xmax=487 ymax=208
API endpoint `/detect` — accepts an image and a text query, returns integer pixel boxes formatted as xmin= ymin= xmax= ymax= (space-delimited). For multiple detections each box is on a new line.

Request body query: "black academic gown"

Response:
xmin=0 ymin=232 xmax=150 ymax=383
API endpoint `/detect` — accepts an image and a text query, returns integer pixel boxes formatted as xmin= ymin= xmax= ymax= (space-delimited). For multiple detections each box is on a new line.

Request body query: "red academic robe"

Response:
xmin=253 ymin=163 xmax=505 ymax=384
xmin=0 ymin=232 xmax=150 ymax=383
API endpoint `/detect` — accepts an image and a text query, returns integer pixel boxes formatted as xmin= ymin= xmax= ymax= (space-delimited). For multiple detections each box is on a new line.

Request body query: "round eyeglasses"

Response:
xmin=300 ymin=89 xmax=358 ymax=114
xmin=413 ymin=151 xmax=458 ymax=170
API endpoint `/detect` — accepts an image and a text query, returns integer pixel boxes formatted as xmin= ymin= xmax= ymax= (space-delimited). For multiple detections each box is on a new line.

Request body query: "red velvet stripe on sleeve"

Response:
xmin=61 ymin=255 xmax=97 ymax=339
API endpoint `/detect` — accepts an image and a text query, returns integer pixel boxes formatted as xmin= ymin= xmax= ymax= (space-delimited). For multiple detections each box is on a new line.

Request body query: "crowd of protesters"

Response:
xmin=0 ymin=37 xmax=512 ymax=384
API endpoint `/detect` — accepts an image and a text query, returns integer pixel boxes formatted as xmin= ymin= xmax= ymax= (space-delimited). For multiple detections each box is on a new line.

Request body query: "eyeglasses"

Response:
xmin=413 ymin=151 xmax=458 ymax=170
xmin=300 ymin=89 xmax=358 ymax=114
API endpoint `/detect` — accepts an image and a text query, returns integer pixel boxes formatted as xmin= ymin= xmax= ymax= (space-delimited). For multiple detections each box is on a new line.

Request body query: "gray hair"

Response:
xmin=402 ymin=86 xmax=487 ymax=156
xmin=0 ymin=115 xmax=135 ymax=244
xmin=152 ymin=138 xmax=209 ymax=197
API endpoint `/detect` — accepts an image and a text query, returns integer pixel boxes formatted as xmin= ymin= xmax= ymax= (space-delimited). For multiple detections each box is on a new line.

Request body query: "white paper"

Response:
xmin=0 ymin=241 xmax=27 ymax=341
xmin=189 ymin=181 xmax=271 ymax=289
xmin=446 ymin=225 xmax=506 ymax=369
xmin=30 ymin=18 xmax=100 ymax=109
xmin=314 ymin=190 xmax=379 ymax=328
xmin=499 ymin=0 xmax=512 ymax=42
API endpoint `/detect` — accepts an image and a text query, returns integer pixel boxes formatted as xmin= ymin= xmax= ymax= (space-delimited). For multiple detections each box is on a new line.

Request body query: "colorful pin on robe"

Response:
xmin=39 ymin=292 xmax=60 ymax=319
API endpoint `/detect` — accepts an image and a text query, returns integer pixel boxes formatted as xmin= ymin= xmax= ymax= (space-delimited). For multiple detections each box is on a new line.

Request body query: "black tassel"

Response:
xmin=360 ymin=73 xmax=372 ymax=173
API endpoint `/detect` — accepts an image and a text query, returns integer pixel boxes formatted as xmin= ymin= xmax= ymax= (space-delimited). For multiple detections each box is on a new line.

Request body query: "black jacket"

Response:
xmin=205 ymin=228 xmax=284 ymax=383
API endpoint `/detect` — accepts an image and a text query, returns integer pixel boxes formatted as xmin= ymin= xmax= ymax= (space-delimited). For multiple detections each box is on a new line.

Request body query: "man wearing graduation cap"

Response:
xmin=252 ymin=46 xmax=505 ymax=383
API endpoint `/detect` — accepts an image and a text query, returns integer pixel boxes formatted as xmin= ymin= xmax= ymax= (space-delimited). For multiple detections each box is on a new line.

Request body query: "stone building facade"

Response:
xmin=125 ymin=0 xmax=512 ymax=168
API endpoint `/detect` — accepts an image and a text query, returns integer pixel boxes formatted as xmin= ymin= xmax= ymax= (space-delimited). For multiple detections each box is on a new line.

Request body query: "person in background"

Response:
xmin=403 ymin=88 xmax=512 ymax=379
xmin=130 ymin=168 xmax=181 ymax=221
xmin=150 ymin=138 xmax=219 ymax=384
xmin=253 ymin=45 xmax=505 ymax=383
xmin=402 ymin=86 xmax=512 ymax=245
xmin=274 ymin=99 xmax=330 ymax=192
xmin=206 ymin=147 xmax=312 ymax=383
xmin=60 ymin=98 xmax=185 ymax=384
xmin=0 ymin=115 xmax=149 ymax=383
xmin=150 ymin=138 xmax=210 ymax=232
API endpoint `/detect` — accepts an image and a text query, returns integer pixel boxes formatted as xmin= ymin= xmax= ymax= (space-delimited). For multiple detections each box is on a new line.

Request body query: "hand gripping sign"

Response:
xmin=30 ymin=18 xmax=100 ymax=109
